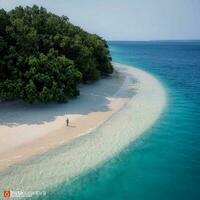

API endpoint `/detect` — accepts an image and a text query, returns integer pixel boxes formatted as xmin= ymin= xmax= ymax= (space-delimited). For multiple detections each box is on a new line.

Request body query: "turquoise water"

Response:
xmin=38 ymin=41 xmax=200 ymax=200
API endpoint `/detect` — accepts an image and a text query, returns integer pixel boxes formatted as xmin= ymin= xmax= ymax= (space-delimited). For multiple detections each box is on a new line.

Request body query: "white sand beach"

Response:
xmin=0 ymin=63 xmax=167 ymax=192
xmin=0 ymin=65 xmax=132 ymax=170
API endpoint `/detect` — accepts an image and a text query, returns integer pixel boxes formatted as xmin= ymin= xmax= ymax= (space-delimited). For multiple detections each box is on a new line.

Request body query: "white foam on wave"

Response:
xmin=0 ymin=63 xmax=167 ymax=192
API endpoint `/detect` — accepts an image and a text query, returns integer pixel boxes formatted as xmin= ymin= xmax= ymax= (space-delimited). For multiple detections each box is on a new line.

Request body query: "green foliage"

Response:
xmin=25 ymin=80 xmax=37 ymax=103
xmin=0 ymin=5 xmax=113 ymax=103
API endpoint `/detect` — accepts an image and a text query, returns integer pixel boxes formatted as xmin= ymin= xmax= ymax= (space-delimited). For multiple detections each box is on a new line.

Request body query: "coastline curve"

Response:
xmin=0 ymin=63 xmax=167 ymax=193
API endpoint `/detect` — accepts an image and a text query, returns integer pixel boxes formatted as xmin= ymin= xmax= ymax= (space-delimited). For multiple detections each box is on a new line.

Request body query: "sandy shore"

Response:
xmin=0 ymin=63 xmax=167 ymax=193
xmin=0 ymin=66 xmax=132 ymax=171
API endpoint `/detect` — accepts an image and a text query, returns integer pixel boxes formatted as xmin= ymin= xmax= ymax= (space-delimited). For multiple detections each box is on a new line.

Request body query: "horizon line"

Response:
xmin=107 ymin=39 xmax=200 ymax=42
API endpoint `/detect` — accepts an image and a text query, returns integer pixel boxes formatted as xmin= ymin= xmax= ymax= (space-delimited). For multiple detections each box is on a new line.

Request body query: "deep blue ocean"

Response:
xmin=41 ymin=41 xmax=200 ymax=200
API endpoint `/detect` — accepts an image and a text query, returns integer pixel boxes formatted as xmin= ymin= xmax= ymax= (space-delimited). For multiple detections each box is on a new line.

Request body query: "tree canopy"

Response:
xmin=0 ymin=5 xmax=113 ymax=103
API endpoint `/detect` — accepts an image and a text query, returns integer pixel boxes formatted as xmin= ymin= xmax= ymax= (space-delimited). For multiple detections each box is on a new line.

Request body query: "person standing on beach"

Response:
xmin=66 ymin=118 xmax=69 ymax=127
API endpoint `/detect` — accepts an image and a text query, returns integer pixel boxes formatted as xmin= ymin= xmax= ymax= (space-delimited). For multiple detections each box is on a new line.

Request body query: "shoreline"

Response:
xmin=0 ymin=66 xmax=132 ymax=171
xmin=0 ymin=63 xmax=167 ymax=192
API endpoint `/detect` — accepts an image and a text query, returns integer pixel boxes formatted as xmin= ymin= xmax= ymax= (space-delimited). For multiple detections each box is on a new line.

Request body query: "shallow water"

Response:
xmin=37 ymin=41 xmax=200 ymax=200
xmin=0 ymin=63 xmax=166 ymax=199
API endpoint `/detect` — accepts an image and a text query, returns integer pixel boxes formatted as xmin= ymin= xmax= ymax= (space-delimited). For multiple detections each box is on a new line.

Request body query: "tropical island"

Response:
xmin=0 ymin=5 xmax=113 ymax=103
xmin=0 ymin=5 xmax=166 ymax=198
xmin=0 ymin=1 xmax=198 ymax=199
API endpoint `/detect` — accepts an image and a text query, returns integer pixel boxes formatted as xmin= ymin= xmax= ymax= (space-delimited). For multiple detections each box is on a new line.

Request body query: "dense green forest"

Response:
xmin=0 ymin=5 xmax=113 ymax=103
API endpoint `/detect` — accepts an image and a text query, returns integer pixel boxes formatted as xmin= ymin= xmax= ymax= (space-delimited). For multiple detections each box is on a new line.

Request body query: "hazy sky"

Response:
xmin=1 ymin=0 xmax=200 ymax=41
